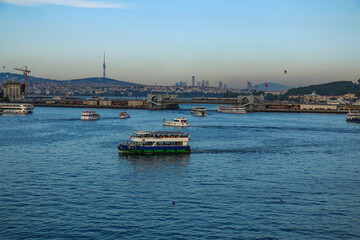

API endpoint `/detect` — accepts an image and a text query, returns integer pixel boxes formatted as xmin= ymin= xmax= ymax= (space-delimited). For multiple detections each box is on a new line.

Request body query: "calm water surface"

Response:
xmin=1 ymin=106 xmax=360 ymax=239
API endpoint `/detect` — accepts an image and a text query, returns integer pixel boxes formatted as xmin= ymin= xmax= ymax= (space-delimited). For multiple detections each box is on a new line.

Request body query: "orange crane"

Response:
xmin=14 ymin=66 xmax=31 ymax=97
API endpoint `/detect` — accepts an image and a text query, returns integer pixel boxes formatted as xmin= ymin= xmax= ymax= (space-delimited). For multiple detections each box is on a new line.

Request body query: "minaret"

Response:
xmin=103 ymin=52 xmax=106 ymax=78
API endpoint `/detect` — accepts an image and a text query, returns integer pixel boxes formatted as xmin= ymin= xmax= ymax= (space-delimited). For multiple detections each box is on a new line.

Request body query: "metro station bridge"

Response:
xmin=147 ymin=94 xmax=259 ymax=110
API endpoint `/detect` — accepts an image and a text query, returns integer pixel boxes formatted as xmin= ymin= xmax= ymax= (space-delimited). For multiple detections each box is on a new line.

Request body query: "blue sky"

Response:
xmin=1 ymin=0 xmax=359 ymax=88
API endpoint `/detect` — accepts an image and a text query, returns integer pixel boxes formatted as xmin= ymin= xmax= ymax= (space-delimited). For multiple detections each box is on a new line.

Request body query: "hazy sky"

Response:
xmin=1 ymin=0 xmax=359 ymax=88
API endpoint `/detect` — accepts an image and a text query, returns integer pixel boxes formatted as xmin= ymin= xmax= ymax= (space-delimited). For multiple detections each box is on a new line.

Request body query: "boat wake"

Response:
xmin=191 ymin=125 xmax=358 ymax=134
xmin=191 ymin=148 xmax=283 ymax=154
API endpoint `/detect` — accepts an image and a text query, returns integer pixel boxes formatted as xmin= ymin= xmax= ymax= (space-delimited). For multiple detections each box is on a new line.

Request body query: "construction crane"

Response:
xmin=14 ymin=66 xmax=31 ymax=97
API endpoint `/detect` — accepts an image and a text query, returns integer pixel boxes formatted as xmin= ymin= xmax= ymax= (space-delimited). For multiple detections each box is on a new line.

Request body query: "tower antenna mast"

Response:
xmin=103 ymin=52 xmax=106 ymax=78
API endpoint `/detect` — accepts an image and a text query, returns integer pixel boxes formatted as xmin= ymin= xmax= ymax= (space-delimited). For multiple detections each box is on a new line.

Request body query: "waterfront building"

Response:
xmin=3 ymin=81 xmax=25 ymax=100
xmin=344 ymin=93 xmax=356 ymax=100
xmin=300 ymin=104 xmax=338 ymax=111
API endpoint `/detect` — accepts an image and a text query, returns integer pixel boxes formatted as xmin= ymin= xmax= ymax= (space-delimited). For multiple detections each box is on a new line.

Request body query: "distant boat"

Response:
xmin=0 ymin=103 xmax=34 ymax=114
xmin=81 ymin=110 xmax=100 ymax=120
xmin=118 ymin=111 xmax=130 ymax=119
xmin=217 ymin=105 xmax=247 ymax=114
xmin=346 ymin=110 xmax=360 ymax=122
xmin=191 ymin=107 xmax=207 ymax=117
xmin=163 ymin=117 xmax=190 ymax=127
xmin=118 ymin=131 xmax=191 ymax=154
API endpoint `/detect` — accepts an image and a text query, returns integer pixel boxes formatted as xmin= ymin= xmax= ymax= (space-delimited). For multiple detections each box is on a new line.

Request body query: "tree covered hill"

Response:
xmin=285 ymin=81 xmax=360 ymax=97
xmin=0 ymin=73 xmax=139 ymax=86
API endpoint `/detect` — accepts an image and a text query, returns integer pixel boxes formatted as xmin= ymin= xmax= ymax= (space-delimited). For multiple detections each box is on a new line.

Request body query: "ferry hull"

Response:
xmin=118 ymin=145 xmax=191 ymax=154
xmin=347 ymin=119 xmax=360 ymax=122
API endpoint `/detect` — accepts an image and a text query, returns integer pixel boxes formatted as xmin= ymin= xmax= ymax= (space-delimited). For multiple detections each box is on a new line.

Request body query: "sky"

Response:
xmin=1 ymin=0 xmax=360 ymax=88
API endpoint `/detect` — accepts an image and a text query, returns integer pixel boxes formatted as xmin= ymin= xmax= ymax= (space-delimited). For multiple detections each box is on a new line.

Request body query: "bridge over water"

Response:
xmin=147 ymin=94 xmax=260 ymax=110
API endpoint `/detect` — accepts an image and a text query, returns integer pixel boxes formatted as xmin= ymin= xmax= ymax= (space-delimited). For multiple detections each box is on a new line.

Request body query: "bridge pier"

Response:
xmin=147 ymin=94 xmax=179 ymax=110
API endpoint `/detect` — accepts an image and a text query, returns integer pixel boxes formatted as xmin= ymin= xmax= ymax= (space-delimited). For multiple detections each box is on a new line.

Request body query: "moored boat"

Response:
xmin=81 ymin=110 xmax=100 ymax=120
xmin=163 ymin=117 xmax=190 ymax=127
xmin=0 ymin=103 xmax=34 ymax=114
xmin=118 ymin=131 xmax=191 ymax=154
xmin=217 ymin=105 xmax=247 ymax=114
xmin=346 ymin=110 xmax=360 ymax=122
xmin=118 ymin=111 xmax=130 ymax=119
xmin=191 ymin=107 xmax=207 ymax=117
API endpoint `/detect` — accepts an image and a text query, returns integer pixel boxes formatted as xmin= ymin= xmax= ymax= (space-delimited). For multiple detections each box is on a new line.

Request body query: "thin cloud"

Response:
xmin=0 ymin=0 xmax=128 ymax=8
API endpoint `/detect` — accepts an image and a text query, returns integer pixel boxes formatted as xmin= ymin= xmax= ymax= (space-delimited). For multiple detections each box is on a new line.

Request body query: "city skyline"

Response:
xmin=1 ymin=0 xmax=359 ymax=88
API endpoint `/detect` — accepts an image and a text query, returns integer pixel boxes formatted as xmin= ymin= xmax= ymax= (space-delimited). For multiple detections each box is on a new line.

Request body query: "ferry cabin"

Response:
xmin=81 ymin=110 xmax=100 ymax=120
xmin=191 ymin=107 xmax=207 ymax=116
xmin=163 ymin=117 xmax=190 ymax=127
xmin=118 ymin=131 xmax=191 ymax=154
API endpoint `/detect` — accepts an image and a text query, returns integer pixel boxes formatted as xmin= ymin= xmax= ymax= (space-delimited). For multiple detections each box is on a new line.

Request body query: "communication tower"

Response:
xmin=103 ymin=52 xmax=106 ymax=78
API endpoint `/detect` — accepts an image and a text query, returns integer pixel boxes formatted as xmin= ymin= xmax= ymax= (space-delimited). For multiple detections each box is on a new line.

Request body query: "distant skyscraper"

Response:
xmin=202 ymin=80 xmax=205 ymax=87
xmin=179 ymin=82 xmax=187 ymax=87
xmin=219 ymin=81 xmax=223 ymax=89
xmin=247 ymin=81 xmax=252 ymax=90
xmin=192 ymin=76 xmax=195 ymax=87
xmin=205 ymin=81 xmax=209 ymax=87
xmin=197 ymin=82 xmax=200 ymax=87
xmin=103 ymin=52 xmax=106 ymax=78
xmin=224 ymin=84 xmax=227 ymax=89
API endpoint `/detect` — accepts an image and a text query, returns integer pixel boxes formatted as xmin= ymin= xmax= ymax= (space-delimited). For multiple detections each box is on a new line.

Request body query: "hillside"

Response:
xmin=0 ymin=73 xmax=139 ymax=86
xmin=256 ymin=82 xmax=291 ymax=91
xmin=284 ymin=81 xmax=360 ymax=97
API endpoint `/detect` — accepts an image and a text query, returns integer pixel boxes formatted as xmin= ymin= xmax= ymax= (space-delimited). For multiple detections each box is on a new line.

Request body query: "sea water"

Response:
xmin=1 ymin=106 xmax=360 ymax=239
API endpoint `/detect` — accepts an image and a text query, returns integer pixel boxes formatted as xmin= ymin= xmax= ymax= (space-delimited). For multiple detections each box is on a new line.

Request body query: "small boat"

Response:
xmin=118 ymin=131 xmax=191 ymax=154
xmin=0 ymin=103 xmax=34 ymax=114
xmin=118 ymin=111 xmax=130 ymax=119
xmin=346 ymin=110 xmax=360 ymax=122
xmin=191 ymin=107 xmax=207 ymax=117
xmin=81 ymin=110 xmax=100 ymax=120
xmin=163 ymin=117 xmax=190 ymax=127
xmin=217 ymin=105 xmax=247 ymax=114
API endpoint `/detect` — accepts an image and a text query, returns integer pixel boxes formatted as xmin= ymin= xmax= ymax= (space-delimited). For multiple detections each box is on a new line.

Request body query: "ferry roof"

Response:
xmin=134 ymin=131 xmax=186 ymax=135
xmin=0 ymin=103 xmax=33 ymax=106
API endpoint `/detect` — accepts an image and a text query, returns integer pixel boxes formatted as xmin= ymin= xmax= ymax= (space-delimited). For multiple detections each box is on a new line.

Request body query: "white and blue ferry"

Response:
xmin=118 ymin=131 xmax=191 ymax=154
xmin=346 ymin=110 xmax=360 ymax=122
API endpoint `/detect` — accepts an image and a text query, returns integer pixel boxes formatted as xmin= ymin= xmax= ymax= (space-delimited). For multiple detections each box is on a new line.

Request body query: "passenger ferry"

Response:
xmin=0 ymin=103 xmax=34 ymax=114
xmin=346 ymin=110 xmax=360 ymax=122
xmin=217 ymin=105 xmax=247 ymax=114
xmin=191 ymin=107 xmax=207 ymax=117
xmin=163 ymin=117 xmax=190 ymax=127
xmin=118 ymin=111 xmax=130 ymax=119
xmin=81 ymin=110 xmax=100 ymax=120
xmin=118 ymin=131 xmax=191 ymax=154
